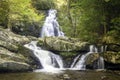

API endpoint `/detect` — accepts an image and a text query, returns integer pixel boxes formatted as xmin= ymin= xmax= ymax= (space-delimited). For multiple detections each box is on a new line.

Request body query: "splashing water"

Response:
xmin=70 ymin=45 xmax=104 ymax=70
xmin=24 ymin=41 xmax=64 ymax=73
xmin=24 ymin=42 xmax=104 ymax=73
xmin=40 ymin=9 xmax=64 ymax=37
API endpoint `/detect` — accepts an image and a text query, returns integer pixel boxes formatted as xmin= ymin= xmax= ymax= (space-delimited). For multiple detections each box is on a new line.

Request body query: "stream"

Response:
xmin=0 ymin=70 xmax=120 ymax=80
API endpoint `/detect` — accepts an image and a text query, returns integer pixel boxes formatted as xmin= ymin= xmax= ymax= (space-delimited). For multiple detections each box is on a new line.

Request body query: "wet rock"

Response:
xmin=0 ymin=28 xmax=38 ymax=72
xmin=63 ymin=74 xmax=70 ymax=80
xmin=0 ymin=47 xmax=32 ymax=72
xmin=85 ymin=53 xmax=99 ymax=65
xmin=85 ymin=53 xmax=100 ymax=69
xmin=0 ymin=60 xmax=32 ymax=72
xmin=101 ymin=76 xmax=109 ymax=80
xmin=38 ymin=37 xmax=89 ymax=52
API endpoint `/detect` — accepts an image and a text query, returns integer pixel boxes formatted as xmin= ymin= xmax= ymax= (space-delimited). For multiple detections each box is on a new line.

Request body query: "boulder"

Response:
xmin=0 ymin=28 xmax=30 ymax=44
xmin=0 ymin=40 xmax=18 ymax=52
xmin=0 ymin=47 xmax=27 ymax=62
xmin=107 ymin=44 xmax=120 ymax=52
xmin=0 ymin=47 xmax=32 ymax=72
xmin=0 ymin=28 xmax=37 ymax=51
xmin=102 ymin=51 xmax=120 ymax=64
xmin=0 ymin=60 xmax=31 ymax=72
xmin=85 ymin=53 xmax=99 ymax=65
xmin=0 ymin=28 xmax=38 ymax=72
xmin=38 ymin=37 xmax=89 ymax=51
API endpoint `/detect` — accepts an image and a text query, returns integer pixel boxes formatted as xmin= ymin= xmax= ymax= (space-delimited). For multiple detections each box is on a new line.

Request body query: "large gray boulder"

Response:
xmin=0 ymin=60 xmax=31 ymax=72
xmin=0 ymin=28 xmax=38 ymax=72
xmin=102 ymin=51 xmax=120 ymax=64
xmin=0 ymin=47 xmax=32 ymax=72
xmin=38 ymin=37 xmax=89 ymax=51
xmin=0 ymin=28 xmax=37 ymax=51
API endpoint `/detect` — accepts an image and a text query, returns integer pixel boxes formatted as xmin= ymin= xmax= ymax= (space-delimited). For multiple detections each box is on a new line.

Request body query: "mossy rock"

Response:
xmin=0 ymin=28 xmax=39 ymax=71
xmin=107 ymin=44 xmax=120 ymax=52
xmin=0 ymin=28 xmax=30 ymax=44
xmin=102 ymin=51 xmax=120 ymax=64
xmin=18 ymin=45 xmax=39 ymax=69
xmin=0 ymin=60 xmax=32 ymax=72
xmin=38 ymin=37 xmax=89 ymax=52
xmin=0 ymin=47 xmax=28 ymax=63
xmin=0 ymin=40 xmax=18 ymax=52
xmin=58 ymin=52 xmax=78 ymax=67
xmin=85 ymin=53 xmax=99 ymax=65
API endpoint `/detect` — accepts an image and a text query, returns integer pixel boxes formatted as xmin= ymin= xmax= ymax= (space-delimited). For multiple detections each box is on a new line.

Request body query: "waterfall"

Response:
xmin=89 ymin=45 xmax=98 ymax=53
xmin=40 ymin=9 xmax=64 ymax=37
xmin=97 ymin=57 xmax=104 ymax=69
xmin=70 ymin=45 xmax=96 ymax=70
xmin=101 ymin=45 xmax=107 ymax=52
xmin=24 ymin=41 xmax=105 ymax=73
xmin=24 ymin=41 xmax=63 ymax=73
xmin=70 ymin=45 xmax=105 ymax=70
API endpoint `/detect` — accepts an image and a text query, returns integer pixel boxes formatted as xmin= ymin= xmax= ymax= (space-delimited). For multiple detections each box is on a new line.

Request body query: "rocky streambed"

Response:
xmin=0 ymin=70 xmax=120 ymax=80
xmin=0 ymin=28 xmax=120 ymax=72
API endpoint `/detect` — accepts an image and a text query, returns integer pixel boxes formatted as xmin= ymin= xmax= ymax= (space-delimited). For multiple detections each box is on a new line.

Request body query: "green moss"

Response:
xmin=59 ymin=52 xmax=77 ymax=57
xmin=0 ymin=40 xmax=18 ymax=52
xmin=103 ymin=51 xmax=120 ymax=64
xmin=38 ymin=37 xmax=89 ymax=51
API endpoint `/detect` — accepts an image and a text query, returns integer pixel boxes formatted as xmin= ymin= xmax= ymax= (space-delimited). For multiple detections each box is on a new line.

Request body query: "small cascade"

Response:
xmin=89 ymin=45 xmax=98 ymax=53
xmin=70 ymin=55 xmax=81 ymax=68
xmin=51 ymin=53 xmax=63 ymax=69
xmin=24 ymin=41 xmax=63 ymax=73
xmin=70 ymin=54 xmax=86 ymax=70
xmin=24 ymin=41 xmax=105 ymax=72
xmin=97 ymin=57 xmax=104 ymax=69
xmin=101 ymin=45 xmax=107 ymax=53
xmin=40 ymin=9 xmax=64 ymax=37
xmin=70 ymin=45 xmax=97 ymax=70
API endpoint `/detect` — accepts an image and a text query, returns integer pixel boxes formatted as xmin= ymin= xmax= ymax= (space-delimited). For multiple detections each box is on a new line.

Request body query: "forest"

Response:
xmin=0 ymin=0 xmax=120 ymax=44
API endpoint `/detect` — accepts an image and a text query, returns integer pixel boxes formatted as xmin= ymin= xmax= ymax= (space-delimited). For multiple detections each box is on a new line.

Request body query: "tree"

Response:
xmin=0 ymin=0 xmax=9 ymax=28
xmin=32 ymin=0 xmax=55 ymax=10
xmin=5 ymin=0 xmax=44 ymax=36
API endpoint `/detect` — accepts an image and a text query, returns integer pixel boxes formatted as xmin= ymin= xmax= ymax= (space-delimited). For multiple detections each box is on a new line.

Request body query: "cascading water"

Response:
xmin=24 ymin=41 xmax=105 ymax=73
xmin=40 ymin=9 xmax=64 ymax=37
xmin=24 ymin=41 xmax=63 ymax=73
xmin=70 ymin=45 xmax=97 ymax=70
xmin=70 ymin=45 xmax=104 ymax=70
xmin=97 ymin=57 xmax=104 ymax=69
xmin=24 ymin=9 xmax=105 ymax=73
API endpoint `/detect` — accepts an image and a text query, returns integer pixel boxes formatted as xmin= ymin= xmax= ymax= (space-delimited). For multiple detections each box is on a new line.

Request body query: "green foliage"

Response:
xmin=102 ymin=0 xmax=120 ymax=44
xmin=0 ymin=0 xmax=9 ymax=28
xmin=9 ymin=0 xmax=44 ymax=23
xmin=8 ymin=0 xmax=45 ymax=36
xmin=32 ymin=0 xmax=55 ymax=10
xmin=76 ymin=0 xmax=105 ymax=42
xmin=0 ymin=0 xmax=120 ymax=43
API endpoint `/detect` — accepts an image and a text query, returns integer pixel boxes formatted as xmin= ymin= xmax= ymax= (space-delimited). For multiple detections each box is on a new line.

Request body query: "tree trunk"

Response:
xmin=67 ymin=0 xmax=75 ymax=37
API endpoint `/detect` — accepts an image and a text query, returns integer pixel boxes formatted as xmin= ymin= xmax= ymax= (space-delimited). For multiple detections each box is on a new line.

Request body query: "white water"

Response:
xmin=70 ymin=45 xmax=104 ymax=70
xmin=101 ymin=45 xmax=107 ymax=52
xmin=70 ymin=45 xmax=97 ymax=70
xmin=24 ymin=41 xmax=63 ymax=73
xmin=25 ymin=9 xmax=105 ymax=73
xmin=97 ymin=57 xmax=105 ymax=70
xmin=40 ymin=9 xmax=64 ymax=37
xmin=24 ymin=42 xmax=105 ymax=73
